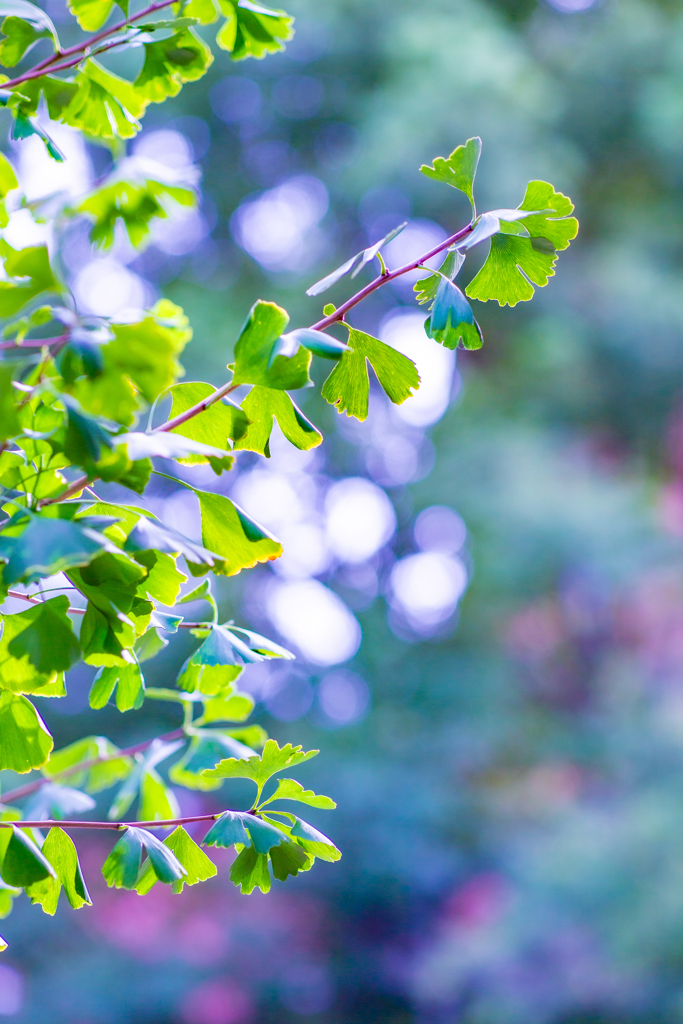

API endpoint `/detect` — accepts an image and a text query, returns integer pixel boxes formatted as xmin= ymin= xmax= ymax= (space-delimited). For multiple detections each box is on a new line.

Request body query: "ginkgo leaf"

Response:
xmin=22 ymin=783 xmax=95 ymax=822
xmin=201 ymin=738 xmax=318 ymax=799
xmin=466 ymin=181 xmax=578 ymax=307
xmin=1 ymin=825 xmax=56 ymax=886
xmin=0 ymin=596 xmax=80 ymax=693
xmin=288 ymin=815 xmax=341 ymax=862
xmin=0 ymin=513 xmax=113 ymax=585
xmin=413 ymin=249 xmax=464 ymax=307
xmin=42 ymin=735 xmax=133 ymax=793
xmin=106 ymin=300 xmax=191 ymax=402
xmin=89 ymin=660 xmax=145 ymax=712
xmin=0 ymin=13 xmax=54 ymax=68
xmin=321 ymin=327 xmax=420 ymax=421
xmin=124 ymin=515 xmax=219 ymax=570
xmin=103 ymin=826 xmax=185 ymax=889
xmin=424 ymin=277 xmax=483 ymax=351
xmin=67 ymin=0 xmax=125 ymax=31
xmin=235 ymin=386 xmax=322 ymax=457
xmin=77 ymin=178 xmax=196 ymax=251
xmin=216 ymin=0 xmax=294 ymax=61
xmin=189 ymin=489 xmax=282 ymax=577
xmin=61 ymin=59 xmax=147 ymax=141
xmin=169 ymin=730 xmax=256 ymax=790
xmin=28 ymin=827 xmax=91 ymax=914
xmin=168 ymin=381 xmax=249 ymax=471
xmin=259 ymin=778 xmax=336 ymax=809
xmin=138 ymin=767 xmax=179 ymax=821
xmin=306 ymin=223 xmax=407 ymax=296
xmin=232 ymin=300 xmax=311 ymax=390
xmin=420 ymin=136 xmax=482 ymax=214
xmin=269 ymin=839 xmax=310 ymax=880
xmin=135 ymin=27 xmax=213 ymax=103
xmin=136 ymin=826 xmax=216 ymax=895
xmin=229 ymin=845 xmax=270 ymax=893
xmin=0 ymin=242 xmax=61 ymax=317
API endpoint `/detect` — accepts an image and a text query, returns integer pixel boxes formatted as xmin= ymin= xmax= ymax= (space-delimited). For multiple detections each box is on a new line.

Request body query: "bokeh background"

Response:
xmin=4 ymin=0 xmax=683 ymax=1020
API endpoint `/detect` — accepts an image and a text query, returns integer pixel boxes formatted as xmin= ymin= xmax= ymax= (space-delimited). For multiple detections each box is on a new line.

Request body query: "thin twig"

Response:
xmin=152 ymin=381 xmax=239 ymax=433
xmin=0 ymin=334 xmax=68 ymax=351
xmin=0 ymin=811 xmax=237 ymax=830
xmin=309 ymin=221 xmax=474 ymax=332
xmin=2 ymin=0 xmax=177 ymax=90
xmin=5 ymin=589 xmax=207 ymax=630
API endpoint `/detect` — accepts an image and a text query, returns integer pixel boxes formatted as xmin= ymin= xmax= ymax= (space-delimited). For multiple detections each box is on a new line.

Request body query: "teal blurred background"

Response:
xmin=6 ymin=0 xmax=683 ymax=1020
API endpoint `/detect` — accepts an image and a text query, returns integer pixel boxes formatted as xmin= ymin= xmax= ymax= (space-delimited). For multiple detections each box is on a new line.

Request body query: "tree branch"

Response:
xmin=2 ymin=0 xmax=177 ymax=91
xmin=6 ymin=589 xmax=208 ymax=629
xmin=0 ymin=811 xmax=238 ymax=830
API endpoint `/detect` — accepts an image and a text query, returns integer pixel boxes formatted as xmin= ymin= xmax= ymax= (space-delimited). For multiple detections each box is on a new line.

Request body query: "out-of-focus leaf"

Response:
xmin=138 ymin=768 xmax=179 ymax=821
xmin=0 ymin=363 xmax=20 ymax=442
xmin=0 ymin=242 xmax=61 ymax=317
xmin=89 ymin=660 xmax=145 ymax=712
xmin=77 ymin=178 xmax=196 ymax=251
xmin=170 ymin=730 xmax=257 ymax=790
xmin=115 ymin=430 xmax=232 ymax=463
xmin=61 ymin=59 xmax=146 ymax=141
xmin=200 ymin=691 xmax=255 ymax=724
xmin=43 ymin=735 xmax=133 ymax=793
xmin=322 ymin=327 xmax=420 ymax=421
xmin=0 ymin=691 xmax=52 ymax=771
xmin=235 ymin=386 xmax=321 ymax=458
xmin=68 ymin=551 xmax=146 ymax=666
xmin=232 ymin=300 xmax=311 ymax=390
xmin=23 ymin=783 xmax=95 ymax=822
xmin=420 ymin=136 xmax=482 ymax=214
xmin=135 ymin=27 xmax=213 ymax=103
xmin=0 ymin=152 xmax=16 ymax=229
xmin=67 ymin=0 xmax=126 ymax=31
xmin=216 ymin=0 xmax=293 ymax=61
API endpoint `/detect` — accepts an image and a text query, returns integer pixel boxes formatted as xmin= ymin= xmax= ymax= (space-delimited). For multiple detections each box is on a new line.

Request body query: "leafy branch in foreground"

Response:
xmin=0 ymin=0 xmax=577 ymax=953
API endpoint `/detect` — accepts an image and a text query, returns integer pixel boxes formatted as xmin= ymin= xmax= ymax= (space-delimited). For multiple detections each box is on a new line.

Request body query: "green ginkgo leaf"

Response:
xmin=235 ymin=386 xmax=322 ymax=457
xmin=232 ymin=300 xmax=311 ymax=390
xmin=216 ymin=0 xmax=294 ymax=61
xmin=466 ymin=181 xmax=578 ymax=307
xmin=136 ymin=826 xmax=216 ymax=895
xmin=189 ymin=489 xmax=282 ymax=577
xmin=420 ymin=137 xmax=482 ymax=214
xmin=135 ymin=27 xmax=214 ymax=103
xmin=321 ymin=328 xmax=419 ymax=421
xmin=0 ymin=692 xmax=53 ymax=772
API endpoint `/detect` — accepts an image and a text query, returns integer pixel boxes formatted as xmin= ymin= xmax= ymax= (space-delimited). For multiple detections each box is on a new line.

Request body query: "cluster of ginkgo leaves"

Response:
xmin=0 ymin=0 xmax=577 ymax=951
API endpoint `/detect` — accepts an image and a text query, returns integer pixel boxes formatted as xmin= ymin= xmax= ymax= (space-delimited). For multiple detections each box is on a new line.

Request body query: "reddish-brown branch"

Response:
xmin=5 ymin=590 xmax=206 ymax=630
xmin=2 ymin=0 xmax=177 ymax=90
xmin=0 ymin=811 xmax=236 ymax=830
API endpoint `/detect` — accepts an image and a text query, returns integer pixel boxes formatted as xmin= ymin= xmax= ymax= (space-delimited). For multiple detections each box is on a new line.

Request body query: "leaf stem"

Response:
xmin=309 ymin=221 xmax=474 ymax=332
